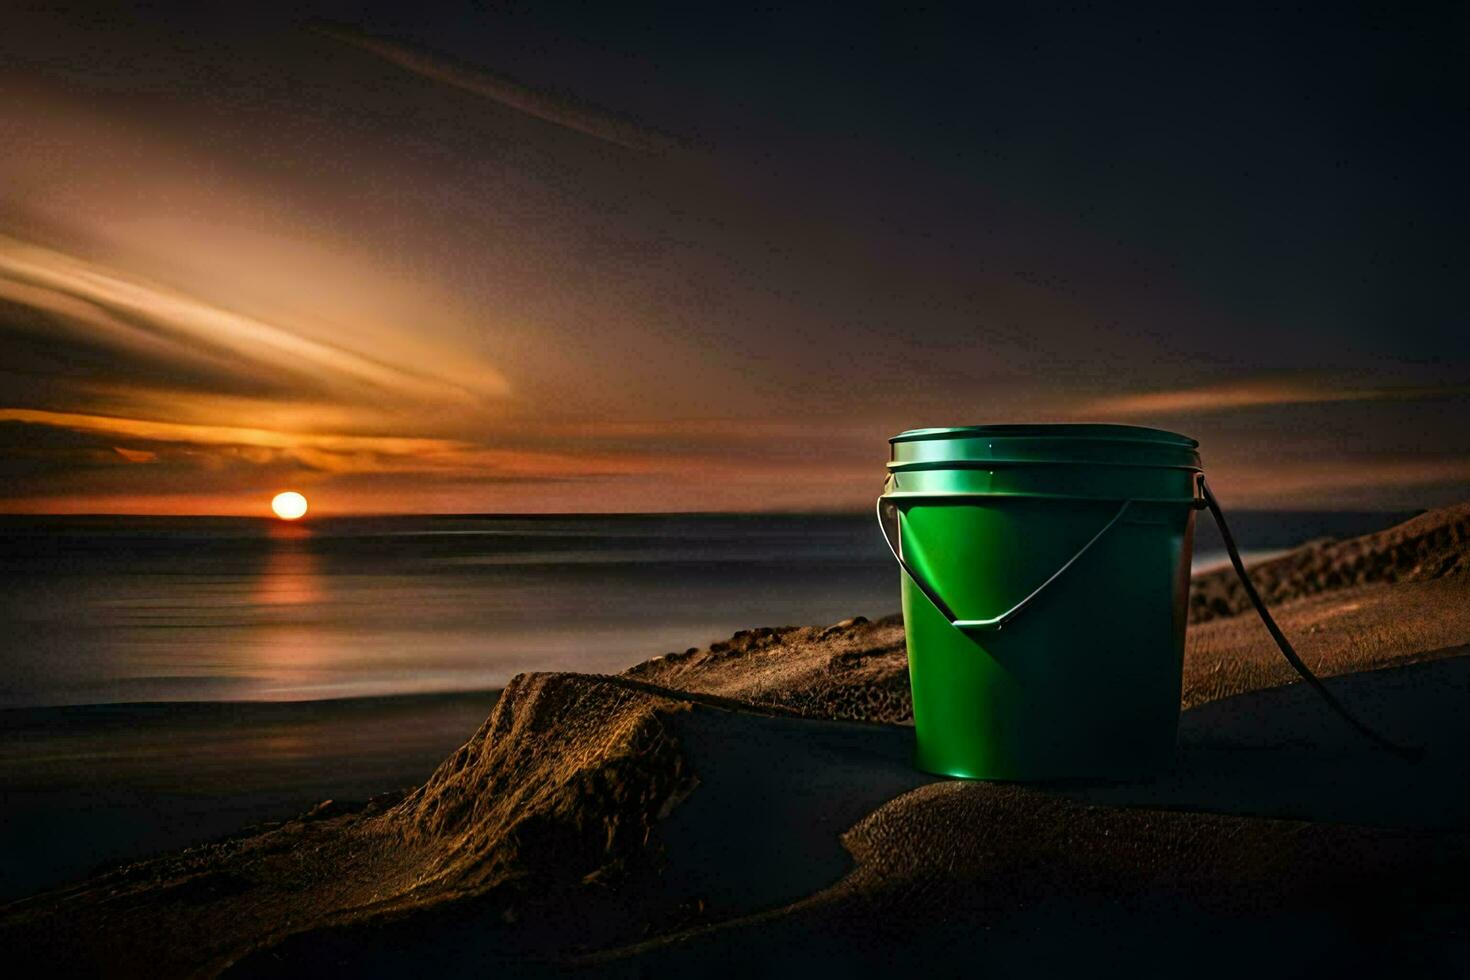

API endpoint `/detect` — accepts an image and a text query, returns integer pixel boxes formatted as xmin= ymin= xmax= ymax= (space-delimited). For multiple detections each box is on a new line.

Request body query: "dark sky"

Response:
xmin=1 ymin=1 xmax=1466 ymax=513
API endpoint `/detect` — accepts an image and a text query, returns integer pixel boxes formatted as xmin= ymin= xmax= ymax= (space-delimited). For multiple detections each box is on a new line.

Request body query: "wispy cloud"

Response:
xmin=0 ymin=407 xmax=654 ymax=479
xmin=1208 ymin=455 xmax=1470 ymax=509
xmin=1082 ymin=378 xmax=1467 ymax=418
xmin=0 ymin=235 xmax=510 ymax=406
xmin=315 ymin=23 xmax=687 ymax=155
xmin=0 ymin=407 xmax=459 ymax=456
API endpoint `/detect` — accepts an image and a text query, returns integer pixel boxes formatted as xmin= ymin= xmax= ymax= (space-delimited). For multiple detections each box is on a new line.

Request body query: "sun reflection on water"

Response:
xmin=255 ymin=524 xmax=321 ymax=607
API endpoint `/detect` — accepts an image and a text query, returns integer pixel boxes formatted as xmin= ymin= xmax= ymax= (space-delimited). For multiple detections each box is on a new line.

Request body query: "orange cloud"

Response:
xmin=0 ymin=408 xmax=649 ymax=479
xmin=1083 ymin=378 xmax=1466 ymax=417
xmin=0 ymin=234 xmax=511 ymax=406
xmin=1205 ymin=456 xmax=1470 ymax=509
xmin=71 ymin=385 xmax=402 ymax=437
xmin=0 ymin=408 xmax=457 ymax=454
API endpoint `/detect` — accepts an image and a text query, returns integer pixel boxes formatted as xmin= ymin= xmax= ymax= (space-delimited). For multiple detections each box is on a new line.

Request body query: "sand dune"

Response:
xmin=4 ymin=503 xmax=1470 ymax=976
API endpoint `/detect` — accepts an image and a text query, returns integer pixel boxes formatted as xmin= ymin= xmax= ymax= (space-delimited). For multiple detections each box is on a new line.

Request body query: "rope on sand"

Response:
xmin=1200 ymin=476 xmax=1423 ymax=762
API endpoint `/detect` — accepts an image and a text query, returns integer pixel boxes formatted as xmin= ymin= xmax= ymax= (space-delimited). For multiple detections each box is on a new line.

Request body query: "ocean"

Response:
xmin=0 ymin=509 xmax=1416 ymax=709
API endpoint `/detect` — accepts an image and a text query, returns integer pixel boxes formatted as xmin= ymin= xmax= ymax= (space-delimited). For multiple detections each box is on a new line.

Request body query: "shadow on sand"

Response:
xmin=1071 ymin=648 xmax=1470 ymax=827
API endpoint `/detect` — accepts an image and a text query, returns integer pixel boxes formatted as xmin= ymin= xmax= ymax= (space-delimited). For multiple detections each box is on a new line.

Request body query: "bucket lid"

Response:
xmin=888 ymin=423 xmax=1200 ymax=472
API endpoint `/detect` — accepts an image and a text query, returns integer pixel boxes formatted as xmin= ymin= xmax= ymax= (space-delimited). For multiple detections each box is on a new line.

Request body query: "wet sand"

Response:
xmin=0 ymin=692 xmax=498 ymax=900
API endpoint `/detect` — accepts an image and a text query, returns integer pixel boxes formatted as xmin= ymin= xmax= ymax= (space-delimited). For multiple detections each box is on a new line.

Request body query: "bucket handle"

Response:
xmin=875 ymin=496 xmax=1132 ymax=635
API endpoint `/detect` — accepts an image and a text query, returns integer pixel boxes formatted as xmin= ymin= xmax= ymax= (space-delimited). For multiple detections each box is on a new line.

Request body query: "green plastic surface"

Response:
xmin=882 ymin=424 xmax=1201 ymax=780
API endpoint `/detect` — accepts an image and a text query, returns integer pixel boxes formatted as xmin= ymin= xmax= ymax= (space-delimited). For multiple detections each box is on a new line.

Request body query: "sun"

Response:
xmin=270 ymin=491 xmax=309 ymax=521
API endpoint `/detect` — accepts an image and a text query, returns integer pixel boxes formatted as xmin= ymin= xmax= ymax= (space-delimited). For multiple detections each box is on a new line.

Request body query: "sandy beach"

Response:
xmin=2 ymin=503 xmax=1469 ymax=976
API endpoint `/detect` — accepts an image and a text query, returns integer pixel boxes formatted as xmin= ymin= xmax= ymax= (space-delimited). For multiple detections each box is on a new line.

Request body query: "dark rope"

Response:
xmin=1199 ymin=477 xmax=1422 ymax=762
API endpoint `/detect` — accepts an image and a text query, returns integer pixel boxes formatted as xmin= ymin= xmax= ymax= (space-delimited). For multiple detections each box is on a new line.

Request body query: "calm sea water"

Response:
xmin=0 ymin=510 xmax=1414 ymax=708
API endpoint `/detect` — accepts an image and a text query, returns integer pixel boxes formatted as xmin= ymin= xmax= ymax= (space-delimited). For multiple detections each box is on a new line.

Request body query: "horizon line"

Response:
xmin=0 ymin=504 xmax=1431 ymax=519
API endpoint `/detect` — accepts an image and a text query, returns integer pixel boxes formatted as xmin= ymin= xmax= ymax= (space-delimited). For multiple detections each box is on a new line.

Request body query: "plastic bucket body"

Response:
xmin=880 ymin=424 xmax=1202 ymax=781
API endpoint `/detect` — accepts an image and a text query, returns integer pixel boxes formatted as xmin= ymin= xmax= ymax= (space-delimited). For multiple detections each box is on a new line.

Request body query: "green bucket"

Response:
xmin=878 ymin=424 xmax=1203 ymax=781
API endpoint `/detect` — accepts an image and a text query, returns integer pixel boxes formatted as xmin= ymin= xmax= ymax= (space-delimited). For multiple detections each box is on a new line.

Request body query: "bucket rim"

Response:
xmin=890 ymin=423 xmax=1198 ymax=447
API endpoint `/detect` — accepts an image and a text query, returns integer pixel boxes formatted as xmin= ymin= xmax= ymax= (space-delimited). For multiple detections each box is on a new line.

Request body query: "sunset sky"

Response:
xmin=2 ymin=3 xmax=1466 ymax=515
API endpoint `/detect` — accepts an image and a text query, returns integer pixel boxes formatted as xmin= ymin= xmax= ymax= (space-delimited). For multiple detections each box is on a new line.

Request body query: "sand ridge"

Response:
xmin=1189 ymin=501 xmax=1470 ymax=622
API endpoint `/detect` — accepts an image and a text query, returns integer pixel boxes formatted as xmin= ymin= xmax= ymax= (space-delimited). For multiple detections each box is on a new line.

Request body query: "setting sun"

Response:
xmin=270 ymin=491 xmax=308 ymax=521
